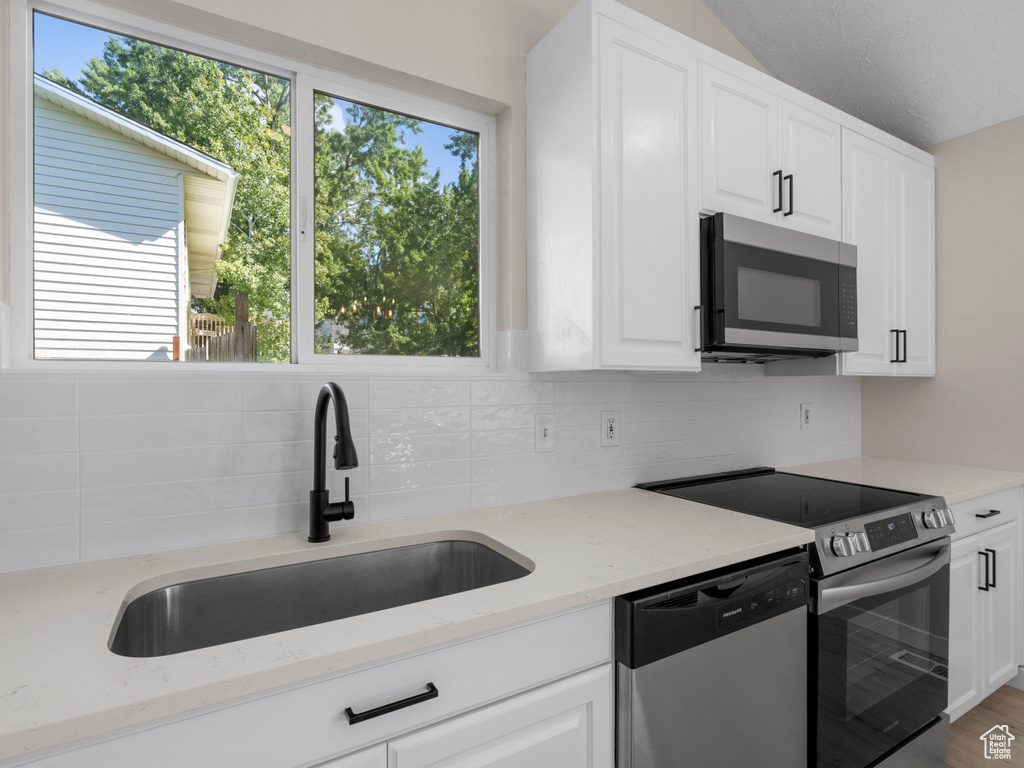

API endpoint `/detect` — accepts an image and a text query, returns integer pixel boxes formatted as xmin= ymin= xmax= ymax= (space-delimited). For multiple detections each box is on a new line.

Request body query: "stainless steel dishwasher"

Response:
xmin=616 ymin=549 xmax=809 ymax=768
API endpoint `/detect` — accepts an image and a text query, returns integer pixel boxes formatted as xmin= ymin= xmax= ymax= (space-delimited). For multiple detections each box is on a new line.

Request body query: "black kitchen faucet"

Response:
xmin=308 ymin=382 xmax=359 ymax=542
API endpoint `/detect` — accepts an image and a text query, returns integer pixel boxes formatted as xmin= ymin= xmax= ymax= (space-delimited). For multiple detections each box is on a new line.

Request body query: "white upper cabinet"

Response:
xmin=893 ymin=154 xmax=936 ymax=375
xmin=527 ymin=2 xmax=701 ymax=371
xmin=699 ymin=66 xmax=777 ymax=222
xmin=528 ymin=0 xmax=933 ymax=373
xmin=700 ymin=64 xmax=842 ymax=240
xmin=841 ymin=128 xmax=935 ymax=376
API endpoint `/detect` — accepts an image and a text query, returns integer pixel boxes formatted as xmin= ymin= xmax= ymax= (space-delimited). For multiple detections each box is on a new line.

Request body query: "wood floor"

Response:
xmin=950 ymin=686 xmax=1024 ymax=766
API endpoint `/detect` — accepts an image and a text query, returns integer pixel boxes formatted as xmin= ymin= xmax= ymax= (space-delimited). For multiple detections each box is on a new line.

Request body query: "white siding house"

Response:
xmin=33 ymin=75 xmax=238 ymax=360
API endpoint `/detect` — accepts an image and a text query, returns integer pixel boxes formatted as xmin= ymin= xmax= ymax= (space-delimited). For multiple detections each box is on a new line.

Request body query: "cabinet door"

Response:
xmin=387 ymin=665 xmax=612 ymax=768
xmin=699 ymin=64 xmax=779 ymax=222
xmin=947 ymin=535 xmax=983 ymax=721
xmin=598 ymin=19 xmax=700 ymax=370
xmin=840 ymin=129 xmax=896 ymax=376
xmin=982 ymin=522 xmax=1021 ymax=688
xmin=779 ymin=100 xmax=841 ymax=239
xmin=893 ymin=154 xmax=936 ymax=376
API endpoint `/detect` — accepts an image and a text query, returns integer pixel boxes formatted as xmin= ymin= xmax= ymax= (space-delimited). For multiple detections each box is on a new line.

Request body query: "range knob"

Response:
xmin=831 ymin=532 xmax=870 ymax=557
xmin=923 ymin=508 xmax=955 ymax=529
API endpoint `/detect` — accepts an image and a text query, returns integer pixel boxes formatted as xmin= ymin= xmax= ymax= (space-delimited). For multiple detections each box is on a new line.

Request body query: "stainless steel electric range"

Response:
xmin=637 ymin=467 xmax=956 ymax=768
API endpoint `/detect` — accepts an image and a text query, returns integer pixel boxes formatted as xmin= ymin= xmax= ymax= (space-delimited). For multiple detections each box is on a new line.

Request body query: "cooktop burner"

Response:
xmin=636 ymin=467 xmax=929 ymax=528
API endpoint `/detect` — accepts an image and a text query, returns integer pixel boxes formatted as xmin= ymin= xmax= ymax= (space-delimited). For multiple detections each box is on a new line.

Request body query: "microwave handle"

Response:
xmin=815 ymin=545 xmax=949 ymax=614
xmin=693 ymin=305 xmax=703 ymax=352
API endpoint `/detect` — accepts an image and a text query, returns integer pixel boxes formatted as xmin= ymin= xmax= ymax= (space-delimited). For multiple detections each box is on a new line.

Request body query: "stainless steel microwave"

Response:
xmin=700 ymin=212 xmax=858 ymax=362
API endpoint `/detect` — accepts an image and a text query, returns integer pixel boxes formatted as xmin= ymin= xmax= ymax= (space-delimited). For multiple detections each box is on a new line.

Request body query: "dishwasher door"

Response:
xmin=616 ymin=550 xmax=808 ymax=768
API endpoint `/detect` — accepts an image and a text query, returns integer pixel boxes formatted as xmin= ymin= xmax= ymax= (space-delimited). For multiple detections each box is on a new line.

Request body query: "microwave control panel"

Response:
xmin=839 ymin=264 xmax=858 ymax=338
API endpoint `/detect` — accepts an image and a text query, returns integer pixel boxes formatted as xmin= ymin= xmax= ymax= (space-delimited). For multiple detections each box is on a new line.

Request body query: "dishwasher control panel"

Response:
xmin=616 ymin=549 xmax=809 ymax=669
xmin=717 ymin=579 xmax=805 ymax=628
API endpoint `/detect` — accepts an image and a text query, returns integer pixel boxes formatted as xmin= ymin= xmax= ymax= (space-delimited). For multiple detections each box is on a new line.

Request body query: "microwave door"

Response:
xmin=722 ymin=242 xmax=840 ymax=350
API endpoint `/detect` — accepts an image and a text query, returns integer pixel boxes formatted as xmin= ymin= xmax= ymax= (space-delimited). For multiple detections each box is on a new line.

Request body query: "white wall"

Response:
xmin=862 ymin=116 xmax=1024 ymax=471
xmin=0 ymin=335 xmax=861 ymax=572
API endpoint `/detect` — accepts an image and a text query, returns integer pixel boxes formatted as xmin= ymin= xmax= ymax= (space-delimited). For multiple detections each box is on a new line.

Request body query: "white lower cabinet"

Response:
xmin=388 ymin=666 xmax=612 ymax=768
xmin=946 ymin=488 xmax=1022 ymax=722
xmin=314 ymin=666 xmax=612 ymax=768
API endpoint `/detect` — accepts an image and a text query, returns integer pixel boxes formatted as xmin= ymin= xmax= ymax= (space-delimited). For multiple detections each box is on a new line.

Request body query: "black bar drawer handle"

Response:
xmin=890 ymin=330 xmax=900 ymax=363
xmin=976 ymin=509 xmax=1001 ymax=519
xmin=987 ymin=548 xmax=997 ymax=588
xmin=899 ymin=330 xmax=908 ymax=363
xmin=784 ymin=174 xmax=794 ymax=216
xmin=979 ymin=550 xmax=991 ymax=591
xmin=345 ymin=683 xmax=439 ymax=724
xmin=773 ymin=170 xmax=783 ymax=213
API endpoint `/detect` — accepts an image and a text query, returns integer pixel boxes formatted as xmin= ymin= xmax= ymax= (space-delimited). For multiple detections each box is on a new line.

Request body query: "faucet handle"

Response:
xmin=324 ymin=476 xmax=355 ymax=523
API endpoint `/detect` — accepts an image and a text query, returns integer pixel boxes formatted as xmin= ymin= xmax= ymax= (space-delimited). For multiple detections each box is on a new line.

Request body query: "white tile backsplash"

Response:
xmin=0 ymin=335 xmax=861 ymax=571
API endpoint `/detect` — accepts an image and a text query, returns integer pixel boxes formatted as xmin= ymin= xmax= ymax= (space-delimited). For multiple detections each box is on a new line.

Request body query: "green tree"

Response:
xmin=45 ymin=37 xmax=292 ymax=362
xmin=313 ymin=97 xmax=479 ymax=357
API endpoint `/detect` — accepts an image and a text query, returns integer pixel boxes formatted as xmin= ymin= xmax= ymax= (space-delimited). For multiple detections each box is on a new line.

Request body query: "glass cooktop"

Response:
xmin=637 ymin=468 xmax=930 ymax=528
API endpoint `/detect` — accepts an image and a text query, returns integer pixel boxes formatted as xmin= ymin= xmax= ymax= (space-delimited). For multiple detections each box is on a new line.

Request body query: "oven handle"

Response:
xmin=815 ymin=545 xmax=949 ymax=614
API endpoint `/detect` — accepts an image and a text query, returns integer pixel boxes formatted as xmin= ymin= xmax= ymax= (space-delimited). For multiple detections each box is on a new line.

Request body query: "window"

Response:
xmin=10 ymin=0 xmax=495 ymax=370
xmin=312 ymin=94 xmax=480 ymax=359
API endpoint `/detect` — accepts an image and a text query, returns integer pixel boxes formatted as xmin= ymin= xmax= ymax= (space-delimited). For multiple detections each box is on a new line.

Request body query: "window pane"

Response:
xmin=32 ymin=13 xmax=291 ymax=362
xmin=313 ymin=93 xmax=480 ymax=357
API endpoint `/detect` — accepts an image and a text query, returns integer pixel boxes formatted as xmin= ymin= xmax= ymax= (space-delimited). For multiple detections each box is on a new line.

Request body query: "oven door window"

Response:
xmin=814 ymin=560 xmax=949 ymax=768
xmin=724 ymin=242 xmax=838 ymax=337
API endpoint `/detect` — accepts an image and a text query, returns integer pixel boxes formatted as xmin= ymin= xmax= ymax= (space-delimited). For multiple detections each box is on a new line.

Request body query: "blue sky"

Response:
xmin=33 ymin=12 xmax=475 ymax=187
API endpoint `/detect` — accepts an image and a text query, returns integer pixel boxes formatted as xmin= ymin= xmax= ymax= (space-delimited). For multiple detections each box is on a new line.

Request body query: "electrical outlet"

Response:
xmin=535 ymin=413 xmax=555 ymax=452
xmin=800 ymin=402 xmax=813 ymax=431
xmin=601 ymin=411 xmax=620 ymax=447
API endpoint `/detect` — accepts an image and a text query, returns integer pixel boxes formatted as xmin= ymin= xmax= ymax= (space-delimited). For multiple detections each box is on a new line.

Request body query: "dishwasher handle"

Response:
xmin=815 ymin=545 xmax=949 ymax=615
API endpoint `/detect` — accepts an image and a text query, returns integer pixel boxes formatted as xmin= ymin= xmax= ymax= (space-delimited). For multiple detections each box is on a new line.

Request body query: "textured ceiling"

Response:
xmin=700 ymin=0 xmax=1024 ymax=147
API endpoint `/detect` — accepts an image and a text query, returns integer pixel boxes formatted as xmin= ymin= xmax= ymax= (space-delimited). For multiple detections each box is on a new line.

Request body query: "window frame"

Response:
xmin=5 ymin=0 xmax=498 ymax=373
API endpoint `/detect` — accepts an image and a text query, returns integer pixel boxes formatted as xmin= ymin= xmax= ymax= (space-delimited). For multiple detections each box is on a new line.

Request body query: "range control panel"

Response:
xmin=864 ymin=512 xmax=918 ymax=551
xmin=812 ymin=497 xmax=955 ymax=577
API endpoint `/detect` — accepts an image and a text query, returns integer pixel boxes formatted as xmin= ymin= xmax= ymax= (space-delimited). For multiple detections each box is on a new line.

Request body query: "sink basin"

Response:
xmin=109 ymin=539 xmax=532 ymax=658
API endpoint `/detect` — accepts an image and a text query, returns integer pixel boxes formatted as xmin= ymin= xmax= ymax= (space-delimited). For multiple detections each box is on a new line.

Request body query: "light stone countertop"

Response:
xmin=0 ymin=487 xmax=813 ymax=762
xmin=781 ymin=457 xmax=1024 ymax=504
xmin=4 ymin=456 xmax=1023 ymax=762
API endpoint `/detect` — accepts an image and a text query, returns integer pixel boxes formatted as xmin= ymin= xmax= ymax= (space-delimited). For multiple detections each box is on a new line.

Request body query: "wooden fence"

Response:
xmin=175 ymin=292 xmax=258 ymax=363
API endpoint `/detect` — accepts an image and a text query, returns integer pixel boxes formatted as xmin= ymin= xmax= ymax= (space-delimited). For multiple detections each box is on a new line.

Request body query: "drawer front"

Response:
xmin=19 ymin=602 xmax=611 ymax=768
xmin=950 ymin=487 xmax=1022 ymax=541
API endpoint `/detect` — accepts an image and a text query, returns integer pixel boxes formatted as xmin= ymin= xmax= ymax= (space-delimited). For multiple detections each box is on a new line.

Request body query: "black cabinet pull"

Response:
xmin=979 ymin=550 xmax=991 ymax=591
xmin=986 ymin=548 xmax=997 ymax=588
xmin=784 ymin=174 xmax=794 ymax=216
xmin=976 ymin=509 xmax=1002 ymax=519
xmin=890 ymin=330 xmax=900 ymax=363
xmin=899 ymin=330 xmax=908 ymax=363
xmin=344 ymin=682 xmax=439 ymax=724
xmin=773 ymin=170 xmax=783 ymax=213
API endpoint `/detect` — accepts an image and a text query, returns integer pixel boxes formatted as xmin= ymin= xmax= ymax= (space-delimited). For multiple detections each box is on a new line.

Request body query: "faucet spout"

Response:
xmin=309 ymin=382 xmax=359 ymax=542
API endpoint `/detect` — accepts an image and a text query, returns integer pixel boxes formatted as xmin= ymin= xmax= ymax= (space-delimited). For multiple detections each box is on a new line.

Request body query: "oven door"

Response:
xmin=810 ymin=540 xmax=950 ymax=768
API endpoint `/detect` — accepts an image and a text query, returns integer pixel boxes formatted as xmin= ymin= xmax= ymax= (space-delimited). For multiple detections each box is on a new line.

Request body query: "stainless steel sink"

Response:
xmin=109 ymin=539 xmax=532 ymax=657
